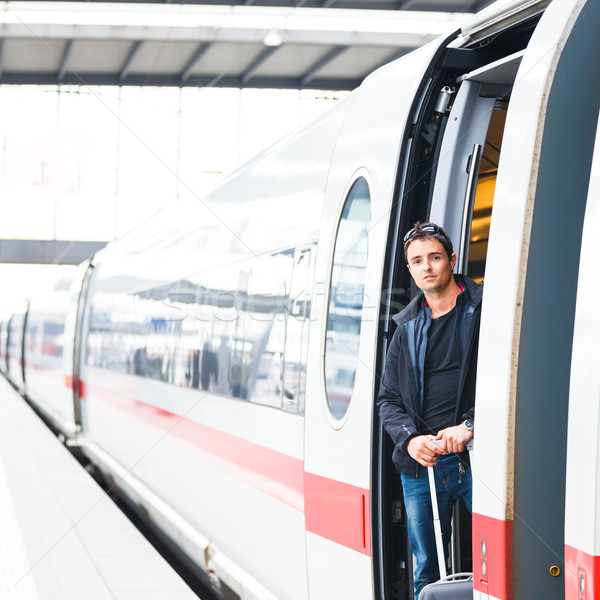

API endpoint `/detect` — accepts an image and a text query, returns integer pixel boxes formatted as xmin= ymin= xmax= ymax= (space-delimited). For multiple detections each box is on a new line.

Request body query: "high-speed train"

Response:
xmin=2 ymin=0 xmax=600 ymax=598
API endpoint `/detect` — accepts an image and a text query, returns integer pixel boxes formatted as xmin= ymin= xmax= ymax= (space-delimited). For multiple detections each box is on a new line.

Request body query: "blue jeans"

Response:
xmin=400 ymin=454 xmax=472 ymax=599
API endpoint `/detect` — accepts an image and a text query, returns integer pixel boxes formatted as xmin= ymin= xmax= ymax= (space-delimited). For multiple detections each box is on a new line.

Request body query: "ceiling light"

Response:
xmin=263 ymin=29 xmax=283 ymax=47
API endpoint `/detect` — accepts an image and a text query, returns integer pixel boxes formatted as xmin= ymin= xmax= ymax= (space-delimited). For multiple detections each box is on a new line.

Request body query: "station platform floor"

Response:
xmin=0 ymin=376 xmax=199 ymax=600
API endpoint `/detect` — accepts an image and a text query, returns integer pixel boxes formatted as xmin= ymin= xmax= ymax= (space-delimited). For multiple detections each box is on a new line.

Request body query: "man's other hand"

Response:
xmin=407 ymin=435 xmax=445 ymax=467
xmin=435 ymin=424 xmax=474 ymax=454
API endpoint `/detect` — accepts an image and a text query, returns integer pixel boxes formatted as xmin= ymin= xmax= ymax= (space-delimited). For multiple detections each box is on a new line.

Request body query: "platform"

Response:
xmin=0 ymin=376 xmax=199 ymax=600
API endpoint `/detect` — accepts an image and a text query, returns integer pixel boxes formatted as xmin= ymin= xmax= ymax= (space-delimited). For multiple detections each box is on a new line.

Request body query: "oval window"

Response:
xmin=325 ymin=177 xmax=371 ymax=420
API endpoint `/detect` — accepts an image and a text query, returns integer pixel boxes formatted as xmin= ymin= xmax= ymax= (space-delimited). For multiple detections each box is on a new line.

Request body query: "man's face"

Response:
xmin=406 ymin=238 xmax=456 ymax=294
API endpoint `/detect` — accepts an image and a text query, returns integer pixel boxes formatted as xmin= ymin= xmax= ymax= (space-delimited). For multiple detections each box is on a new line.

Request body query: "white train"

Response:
xmin=2 ymin=0 xmax=600 ymax=598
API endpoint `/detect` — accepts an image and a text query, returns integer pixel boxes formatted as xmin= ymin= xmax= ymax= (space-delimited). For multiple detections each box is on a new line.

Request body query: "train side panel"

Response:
xmin=77 ymin=101 xmax=352 ymax=600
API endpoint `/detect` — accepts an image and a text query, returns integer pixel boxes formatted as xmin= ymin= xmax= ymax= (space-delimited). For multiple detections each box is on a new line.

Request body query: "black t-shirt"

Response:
xmin=420 ymin=307 xmax=461 ymax=435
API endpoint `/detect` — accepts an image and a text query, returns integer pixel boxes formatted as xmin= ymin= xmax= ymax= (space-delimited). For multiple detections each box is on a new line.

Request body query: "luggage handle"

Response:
xmin=427 ymin=459 xmax=447 ymax=581
xmin=437 ymin=572 xmax=473 ymax=583
xmin=428 ymin=437 xmax=474 ymax=581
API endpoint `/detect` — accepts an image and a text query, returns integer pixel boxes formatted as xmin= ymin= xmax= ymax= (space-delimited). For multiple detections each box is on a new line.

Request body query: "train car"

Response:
xmin=8 ymin=0 xmax=600 ymax=598
xmin=22 ymin=266 xmax=89 ymax=436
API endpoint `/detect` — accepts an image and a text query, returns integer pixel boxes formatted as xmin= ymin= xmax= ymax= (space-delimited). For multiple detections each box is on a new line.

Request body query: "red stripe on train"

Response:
xmin=305 ymin=472 xmax=371 ymax=556
xmin=82 ymin=380 xmax=371 ymax=555
xmin=564 ymin=544 xmax=600 ymax=600
xmin=65 ymin=375 xmax=85 ymax=398
xmin=472 ymin=513 xmax=513 ymax=600
xmin=85 ymin=381 xmax=304 ymax=511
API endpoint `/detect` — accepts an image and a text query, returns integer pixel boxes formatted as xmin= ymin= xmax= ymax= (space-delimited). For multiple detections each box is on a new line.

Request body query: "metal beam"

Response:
xmin=57 ymin=39 xmax=74 ymax=83
xmin=1 ymin=0 xmax=475 ymax=6
xmin=2 ymin=0 xmax=457 ymax=91
xmin=241 ymin=46 xmax=279 ymax=84
xmin=0 ymin=240 xmax=107 ymax=265
xmin=206 ymin=73 xmax=226 ymax=88
xmin=119 ymin=40 xmax=143 ymax=82
xmin=396 ymin=0 xmax=419 ymax=8
xmin=0 ymin=71 xmax=361 ymax=90
xmin=301 ymin=46 xmax=348 ymax=86
xmin=180 ymin=42 xmax=212 ymax=83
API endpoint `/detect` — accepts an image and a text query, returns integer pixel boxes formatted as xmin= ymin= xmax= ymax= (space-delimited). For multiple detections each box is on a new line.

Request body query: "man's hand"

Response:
xmin=407 ymin=435 xmax=445 ymax=467
xmin=435 ymin=424 xmax=473 ymax=454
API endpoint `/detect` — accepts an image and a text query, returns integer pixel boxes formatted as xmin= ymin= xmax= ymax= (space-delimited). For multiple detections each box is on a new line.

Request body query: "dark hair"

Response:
xmin=403 ymin=221 xmax=453 ymax=262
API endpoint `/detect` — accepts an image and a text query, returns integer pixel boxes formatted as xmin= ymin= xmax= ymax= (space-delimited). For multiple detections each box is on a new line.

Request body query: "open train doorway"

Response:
xmin=374 ymin=43 xmax=521 ymax=600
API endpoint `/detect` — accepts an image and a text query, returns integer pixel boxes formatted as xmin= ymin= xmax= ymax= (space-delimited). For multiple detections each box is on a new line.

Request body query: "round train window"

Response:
xmin=325 ymin=177 xmax=371 ymax=420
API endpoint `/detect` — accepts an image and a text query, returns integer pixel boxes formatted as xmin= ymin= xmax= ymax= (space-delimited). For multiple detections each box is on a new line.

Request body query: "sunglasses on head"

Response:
xmin=402 ymin=224 xmax=441 ymax=244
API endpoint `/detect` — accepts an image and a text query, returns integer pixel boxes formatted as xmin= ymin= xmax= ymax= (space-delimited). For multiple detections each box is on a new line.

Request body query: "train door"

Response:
xmin=564 ymin=108 xmax=600 ymax=600
xmin=6 ymin=302 xmax=29 ymax=392
xmin=302 ymin=35 xmax=457 ymax=600
xmin=374 ymin=18 xmax=537 ymax=600
xmin=464 ymin=1 xmax=600 ymax=599
xmin=73 ymin=260 xmax=95 ymax=432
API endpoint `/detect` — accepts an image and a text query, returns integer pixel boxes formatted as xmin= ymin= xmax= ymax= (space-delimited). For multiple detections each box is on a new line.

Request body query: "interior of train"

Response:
xmin=374 ymin=12 xmax=541 ymax=598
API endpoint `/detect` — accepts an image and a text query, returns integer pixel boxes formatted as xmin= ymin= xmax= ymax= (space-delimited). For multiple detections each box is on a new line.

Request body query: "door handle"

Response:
xmin=459 ymin=143 xmax=483 ymax=274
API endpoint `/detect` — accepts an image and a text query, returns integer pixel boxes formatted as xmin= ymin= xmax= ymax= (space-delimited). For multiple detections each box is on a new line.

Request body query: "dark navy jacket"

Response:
xmin=377 ymin=274 xmax=482 ymax=476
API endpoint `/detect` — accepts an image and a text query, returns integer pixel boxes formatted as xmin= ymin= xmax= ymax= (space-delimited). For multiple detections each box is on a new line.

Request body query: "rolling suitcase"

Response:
xmin=420 ymin=445 xmax=473 ymax=600
xmin=419 ymin=572 xmax=473 ymax=600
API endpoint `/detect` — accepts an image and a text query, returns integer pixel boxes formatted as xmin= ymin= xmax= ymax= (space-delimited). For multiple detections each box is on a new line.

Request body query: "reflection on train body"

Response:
xmin=85 ymin=246 xmax=313 ymax=414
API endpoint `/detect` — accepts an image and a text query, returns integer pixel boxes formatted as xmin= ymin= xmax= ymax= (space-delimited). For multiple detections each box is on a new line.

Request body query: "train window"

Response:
xmin=227 ymin=252 xmax=294 ymax=408
xmin=84 ymin=249 xmax=303 ymax=413
xmin=282 ymin=246 xmax=315 ymax=414
xmin=325 ymin=177 xmax=371 ymax=421
xmin=195 ymin=264 xmax=240 ymax=396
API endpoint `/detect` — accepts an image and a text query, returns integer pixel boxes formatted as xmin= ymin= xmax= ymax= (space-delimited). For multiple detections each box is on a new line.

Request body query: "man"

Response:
xmin=377 ymin=222 xmax=482 ymax=599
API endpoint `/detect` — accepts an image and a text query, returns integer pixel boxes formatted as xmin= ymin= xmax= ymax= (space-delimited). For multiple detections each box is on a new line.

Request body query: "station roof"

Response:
xmin=0 ymin=1 xmax=488 ymax=266
xmin=0 ymin=1 xmax=478 ymax=90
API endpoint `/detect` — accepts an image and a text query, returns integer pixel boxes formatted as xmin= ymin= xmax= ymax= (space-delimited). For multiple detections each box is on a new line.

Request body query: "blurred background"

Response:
xmin=0 ymin=1 xmax=474 ymax=314
xmin=0 ymin=84 xmax=348 ymax=312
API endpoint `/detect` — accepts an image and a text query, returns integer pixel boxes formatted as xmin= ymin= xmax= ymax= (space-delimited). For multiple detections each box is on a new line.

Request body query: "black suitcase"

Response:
xmin=420 ymin=573 xmax=473 ymax=599
xmin=420 ymin=446 xmax=473 ymax=600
